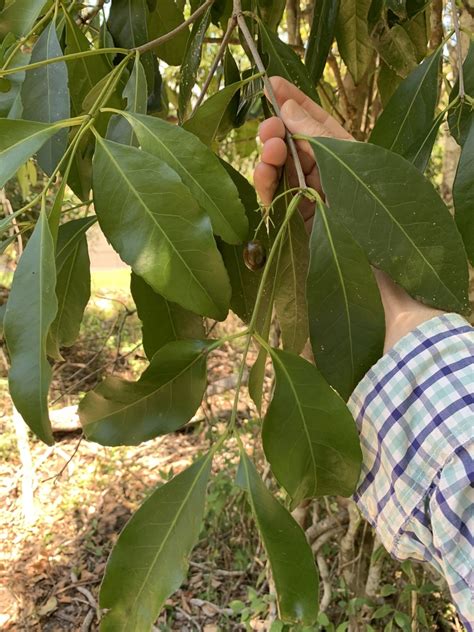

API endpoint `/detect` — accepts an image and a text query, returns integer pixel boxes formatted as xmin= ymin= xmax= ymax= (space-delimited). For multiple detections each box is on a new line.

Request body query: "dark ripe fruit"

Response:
xmin=243 ymin=240 xmax=267 ymax=271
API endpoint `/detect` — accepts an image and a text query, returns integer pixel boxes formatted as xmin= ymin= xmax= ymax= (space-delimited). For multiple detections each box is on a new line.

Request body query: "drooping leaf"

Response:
xmin=448 ymin=41 xmax=474 ymax=146
xmin=0 ymin=119 xmax=65 ymax=187
xmin=256 ymin=0 xmax=285 ymax=31
xmin=178 ymin=6 xmax=211 ymax=121
xmin=378 ymin=60 xmax=402 ymax=106
xmin=99 ymin=454 xmax=212 ymax=630
xmin=92 ymin=137 xmax=231 ymax=320
xmin=262 ymin=348 xmax=362 ymax=504
xmin=402 ymin=7 xmax=429 ymax=61
xmin=64 ymin=11 xmax=109 ymax=116
xmin=183 ymin=75 xmax=258 ymax=145
xmin=307 ymin=200 xmax=385 ymax=401
xmin=107 ymin=56 xmax=147 ymax=146
xmin=21 ymin=21 xmax=70 ymax=175
xmin=120 ymin=112 xmax=248 ymax=244
xmin=131 ymin=273 xmax=204 ymax=360
xmin=236 ymin=451 xmax=319 ymax=625
xmin=374 ymin=24 xmax=417 ymax=79
xmin=274 ymin=210 xmax=309 ymax=355
xmin=305 ymin=137 xmax=470 ymax=314
xmin=305 ymin=0 xmax=340 ymax=86
xmin=453 ymin=121 xmax=474 ymax=266
xmin=47 ymin=217 xmax=94 ymax=359
xmin=0 ymin=50 xmax=29 ymax=118
xmin=259 ymin=23 xmax=318 ymax=101
xmin=79 ymin=339 xmax=211 ymax=445
xmin=335 ymin=0 xmax=373 ymax=84
xmin=148 ymin=0 xmax=189 ymax=65
xmin=370 ymin=47 xmax=442 ymax=161
xmin=0 ymin=0 xmax=46 ymax=39
xmin=4 ymin=209 xmax=57 ymax=445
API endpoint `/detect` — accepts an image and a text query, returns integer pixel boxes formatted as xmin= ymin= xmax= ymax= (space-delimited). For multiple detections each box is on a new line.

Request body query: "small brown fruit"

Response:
xmin=243 ymin=240 xmax=266 ymax=271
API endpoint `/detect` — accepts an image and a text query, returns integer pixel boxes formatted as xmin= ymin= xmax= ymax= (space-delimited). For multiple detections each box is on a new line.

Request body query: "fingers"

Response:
xmin=259 ymin=117 xmax=285 ymax=143
xmin=261 ymin=137 xmax=287 ymax=167
xmin=254 ymin=161 xmax=280 ymax=206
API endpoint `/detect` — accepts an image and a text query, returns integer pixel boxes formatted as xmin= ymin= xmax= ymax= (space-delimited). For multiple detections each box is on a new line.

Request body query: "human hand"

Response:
xmin=253 ymin=76 xmax=352 ymax=231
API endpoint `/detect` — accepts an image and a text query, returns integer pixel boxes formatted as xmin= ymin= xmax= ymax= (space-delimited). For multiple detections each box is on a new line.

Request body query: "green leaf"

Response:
xmin=453 ymin=120 xmax=474 ymax=266
xmin=275 ymin=210 xmax=309 ymax=355
xmin=178 ymin=6 xmax=211 ymax=121
xmin=335 ymin=0 xmax=373 ymax=84
xmin=370 ymin=47 xmax=442 ymax=161
xmin=448 ymin=41 xmax=474 ymax=146
xmin=0 ymin=49 xmax=29 ymax=118
xmin=99 ymin=454 xmax=212 ymax=630
xmin=92 ymin=137 xmax=231 ymax=320
xmin=183 ymin=75 xmax=258 ymax=145
xmin=256 ymin=0 xmax=285 ymax=31
xmin=107 ymin=56 xmax=147 ymax=146
xmin=148 ymin=0 xmax=189 ymax=66
xmin=402 ymin=8 xmax=429 ymax=61
xmin=64 ymin=11 xmax=109 ymax=116
xmin=21 ymin=21 xmax=70 ymax=175
xmin=262 ymin=348 xmax=362 ymax=504
xmin=131 ymin=273 xmax=204 ymax=360
xmin=236 ymin=451 xmax=319 ymax=625
xmin=386 ymin=0 xmax=406 ymax=18
xmin=404 ymin=111 xmax=443 ymax=173
xmin=307 ymin=200 xmax=385 ymax=401
xmin=305 ymin=0 xmax=340 ymax=85
xmin=47 ymin=217 xmax=94 ymax=359
xmin=0 ymin=0 xmax=46 ymax=39
xmin=80 ymin=339 xmax=211 ymax=445
xmin=306 ymin=137 xmax=470 ymax=314
xmin=4 ymin=209 xmax=57 ymax=445
xmin=374 ymin=24 xmax=417 ymax=79
xmin=372 ymin=604 xmax=394 ymax=619
xmin=259 ymin=23 xmax=318 ymax=102
xmin=0 ymin=119 xmax=65 ymax=187
xmin=120 ymin=111 xmax=248 ymax=244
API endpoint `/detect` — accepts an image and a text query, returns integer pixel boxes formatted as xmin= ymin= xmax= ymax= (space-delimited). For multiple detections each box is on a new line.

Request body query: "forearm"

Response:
xmin=372 ymin=268 xmax=446 ymax=353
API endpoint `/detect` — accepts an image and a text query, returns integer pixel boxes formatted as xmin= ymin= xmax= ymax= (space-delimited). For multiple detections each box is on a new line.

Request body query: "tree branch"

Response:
xmin=191 ymin=16 xmax=237 ymax=115
xmin=451 ymin=0 xmax=465 ymax=99
xmin=135 ymin=0 xmax=214 ymax=54
xmin=233 ymin=0 xmax=306 ymax=190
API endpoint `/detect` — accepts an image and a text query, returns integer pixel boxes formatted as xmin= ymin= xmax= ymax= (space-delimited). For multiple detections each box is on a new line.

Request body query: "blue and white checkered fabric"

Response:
xmin=347 ymin=314 xmax=473 ymax=630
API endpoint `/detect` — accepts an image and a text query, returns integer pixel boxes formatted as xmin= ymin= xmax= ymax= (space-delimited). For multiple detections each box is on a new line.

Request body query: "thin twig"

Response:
xmin=233 ymin=0 xmax=307 ymax=190
xmin=135 ymin=0 xmax=214 ymax=54
xmin=192 ymin=16 xmax=237 ymax=114
xmin=450 ymin=0 xmax=465 ymax=99
xmin=1 ymin=189 xmax=23 ymax=256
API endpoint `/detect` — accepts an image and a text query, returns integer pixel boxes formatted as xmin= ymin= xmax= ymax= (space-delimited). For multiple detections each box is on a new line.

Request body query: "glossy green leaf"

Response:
xmin=0 ymin=0 xmax=46 ymax=38
xmin=4 ymin=209 xmax=57 ymax=445
xmin=148 ymin=0 xmax=189 ymax=65
xmin=236 ymin=451 xmax=319 ymax=625
xmin=335 ymin=0 xmax=373 ymax=84
xmin=47 ymin=217 xmax=94 ymax=359
xmin=0 ymin=119 xmax=65 ymax=187
xmin=256 ymin=0 xmax=285 ymax=31
xmin=178 ymin=6 xmax=211 ymax=120
xmin=275 ymin=210 xmax=309 ymax=355
xmin=306 ymin=137 xmax=470 ymax=314
xmin=259 ymin=23 xmax=318 ymax=101
xmin=120 ymin=112 xmax=248 ymax=244
xmin=21 ymin=21 xmax=70 ymax=175
xmin=92 ymin=137 xmax=231 ymax=320
xmin=453 ymin=121 xmax=474 ymax=266
xmin=448 ymin=42 xmax=474 ymax=146
xmin=262 ymin=348 xmax=362 ymax=504
xmin=374 ymin=24 xmax=417 ymax=79
xmin=64 ymin=11 xmax=109 ymax=116
xmin=99 ymin=454 xmax=212 ymax=630
xmin=307 ymin=200 xmax=385 ymax=401
xmin=305 ymin=0 xmax=340 ymax=85
xmin=131 ymin=273 xmax=204 ymax=360
xmin=370 ymin=47 xmax=442 ymax=160
xmin=404 ymin=112 xmax=443 ymax=173
xmin=184 ymin=75 xmax=258 ymax=145
xmin=107 ymin=57 xmax=147 ymax=146
xmin=80 ymin=339 xmax=211 ymax=445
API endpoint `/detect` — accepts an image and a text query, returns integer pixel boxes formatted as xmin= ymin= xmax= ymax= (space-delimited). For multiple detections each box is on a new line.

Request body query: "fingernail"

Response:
xmin=282 ymin=99 xmax=307 ymax=121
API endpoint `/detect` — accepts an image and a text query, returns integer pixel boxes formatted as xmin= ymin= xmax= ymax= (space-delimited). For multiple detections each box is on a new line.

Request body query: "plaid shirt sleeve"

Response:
xmin=347 ymin=314 xmax=473 ymax=630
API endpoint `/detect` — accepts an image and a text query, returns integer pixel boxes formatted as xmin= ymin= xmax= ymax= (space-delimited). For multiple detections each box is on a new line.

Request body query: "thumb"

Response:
xmin=280 ymin=98 xmax=329 ymax=137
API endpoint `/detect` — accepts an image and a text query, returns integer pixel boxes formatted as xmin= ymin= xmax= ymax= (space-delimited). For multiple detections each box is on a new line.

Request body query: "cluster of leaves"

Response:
xmin=0 ymin=0 xmax=472 ymax=629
